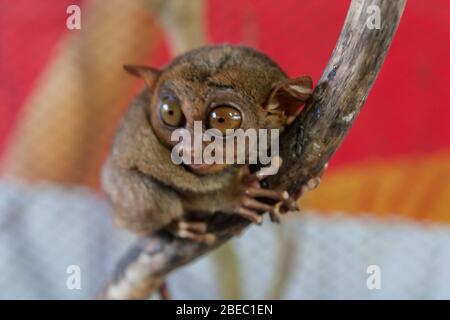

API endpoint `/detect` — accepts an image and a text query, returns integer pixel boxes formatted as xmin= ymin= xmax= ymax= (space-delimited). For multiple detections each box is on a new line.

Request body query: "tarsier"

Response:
xmin=102 ymin=45 xmax=321 ymax=244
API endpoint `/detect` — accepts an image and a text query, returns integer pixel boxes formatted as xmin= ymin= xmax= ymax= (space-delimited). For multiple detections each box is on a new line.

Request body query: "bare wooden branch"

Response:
xmin=99 ymin=0 xmax=407 ymax=299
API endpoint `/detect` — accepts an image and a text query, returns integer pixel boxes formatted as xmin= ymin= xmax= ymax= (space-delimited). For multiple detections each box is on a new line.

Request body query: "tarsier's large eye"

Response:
xmin=208 ymin=105 xmax=242 ymax=135
xmin=159 ymin=95 xmax=185 ymax=127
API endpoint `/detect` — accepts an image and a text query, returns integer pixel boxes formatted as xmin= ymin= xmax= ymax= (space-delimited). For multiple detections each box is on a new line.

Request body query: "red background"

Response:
xmin=0 ymin=0 xmax=449 ymax=169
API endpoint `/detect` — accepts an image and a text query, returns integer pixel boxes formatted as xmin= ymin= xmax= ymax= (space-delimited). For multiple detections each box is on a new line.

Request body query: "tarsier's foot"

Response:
xmin=168 ymin=219 xmax=216 ymax=245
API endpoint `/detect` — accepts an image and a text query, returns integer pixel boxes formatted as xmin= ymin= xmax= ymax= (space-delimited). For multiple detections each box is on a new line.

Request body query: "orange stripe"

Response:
xmin=300 ymin=151 xmax=450 ymax=224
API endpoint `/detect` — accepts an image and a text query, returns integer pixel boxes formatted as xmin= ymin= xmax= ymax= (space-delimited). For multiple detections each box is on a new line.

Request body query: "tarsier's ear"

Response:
xmin=265 ymin=76 xmax=313 ymax=118
xmin=123 ymin=64 xmax=161 ymax=89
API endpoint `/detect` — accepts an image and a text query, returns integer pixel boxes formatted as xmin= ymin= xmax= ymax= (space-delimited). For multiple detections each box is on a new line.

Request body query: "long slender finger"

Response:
xmin=242 ymin=197 xmax=274 ymax=213
xmin=245 ymin=187 xmax=289 ymax=201
xmin=237 ymin=207 xmax=263 ymax=224
xmin=178 ymin=221 xmax=208 ymax=233
xmin=176 ymin=229 xmax=216 ymax=245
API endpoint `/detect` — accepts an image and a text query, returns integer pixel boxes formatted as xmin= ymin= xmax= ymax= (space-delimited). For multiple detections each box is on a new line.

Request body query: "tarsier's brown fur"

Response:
xmin=102 ymin=45 xmax=315 ymax=243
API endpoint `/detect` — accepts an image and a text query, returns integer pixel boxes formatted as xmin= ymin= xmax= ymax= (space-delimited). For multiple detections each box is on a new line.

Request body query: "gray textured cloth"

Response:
xmin=1 ymin=180 xmax=449 ymax=299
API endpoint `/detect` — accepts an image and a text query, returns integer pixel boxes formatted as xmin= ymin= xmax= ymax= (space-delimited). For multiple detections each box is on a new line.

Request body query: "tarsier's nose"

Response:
xmin=169 ymin=118 xmax=231 ymax=174
xmin=179 ymin=137 xmax=215 ymax=164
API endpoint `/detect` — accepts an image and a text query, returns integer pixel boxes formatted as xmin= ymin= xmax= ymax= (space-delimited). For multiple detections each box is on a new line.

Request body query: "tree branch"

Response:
xmin=99 ymin=0 xmax=407 ymax=299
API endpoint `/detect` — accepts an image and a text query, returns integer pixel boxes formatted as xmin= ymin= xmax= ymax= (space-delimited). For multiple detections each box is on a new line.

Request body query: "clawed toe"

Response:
xmin=236 ymin=206 xmax=263 ymax=224
xmin=299 ymin=177 xmax=322 ymax=196
xmin=299 ymin=163 xmax=327 ymax=196
xmin=245 ymin=187 xmax=288 ymax=201
xmin=169 ymin=220 xmax=216 ymax=245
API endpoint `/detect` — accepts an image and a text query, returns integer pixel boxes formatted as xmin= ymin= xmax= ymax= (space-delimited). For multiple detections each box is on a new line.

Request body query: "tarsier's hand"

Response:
xmin=234 ymin=173 xmax=293 ymax=224
xmin=232 ymin=158 xmax=327 ymax=224
xmin=225 ymin=158 xmax=291 ymax=224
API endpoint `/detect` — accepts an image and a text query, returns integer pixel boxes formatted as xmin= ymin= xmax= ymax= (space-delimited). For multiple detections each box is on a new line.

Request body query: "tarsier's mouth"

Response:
xmin=183 ymin=163 xmax=229 ymax=175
